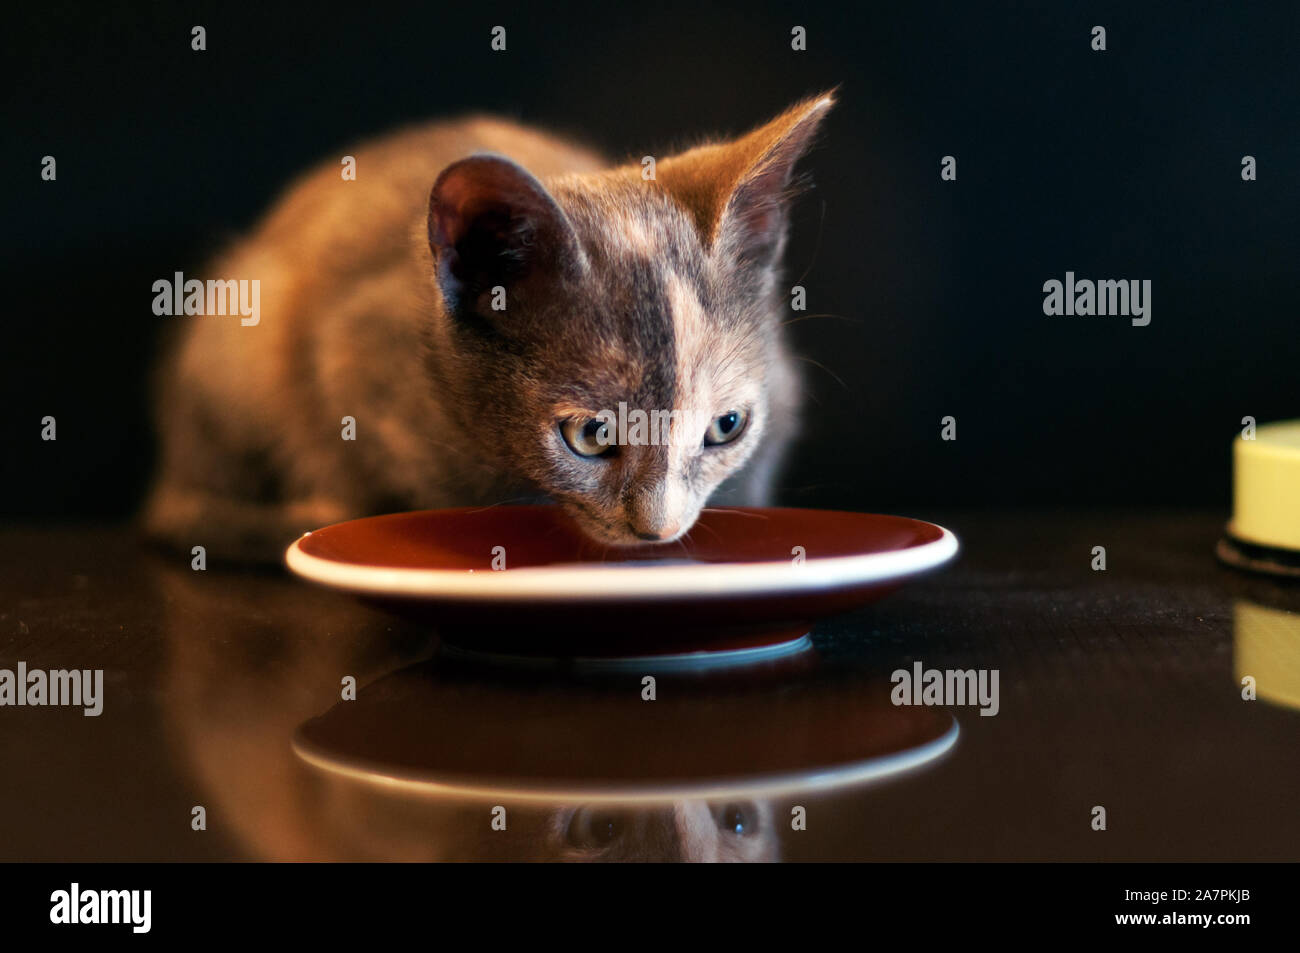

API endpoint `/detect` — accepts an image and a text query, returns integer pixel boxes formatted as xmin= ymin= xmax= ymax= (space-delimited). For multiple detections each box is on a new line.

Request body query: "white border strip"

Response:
xmin=284 ymin=524 xmax=959 ymax=603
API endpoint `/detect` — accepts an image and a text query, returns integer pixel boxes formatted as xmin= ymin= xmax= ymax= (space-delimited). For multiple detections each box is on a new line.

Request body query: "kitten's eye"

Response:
xmin=565 ymin=808 xmax=625 ymax=848
xmin=560 ymin=417 xmax=614 ymax=458
xmin=717 ymin=802 xmax=758 ymax=836
xmin=704 ymin=409 xmax=749 ymax=447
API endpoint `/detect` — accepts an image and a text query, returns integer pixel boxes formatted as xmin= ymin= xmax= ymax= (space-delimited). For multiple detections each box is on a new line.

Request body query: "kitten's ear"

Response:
xmin=427 ymin=155 xmax=583 ymax=316
xmin=658 ymin=91 xmax=835 ymax=265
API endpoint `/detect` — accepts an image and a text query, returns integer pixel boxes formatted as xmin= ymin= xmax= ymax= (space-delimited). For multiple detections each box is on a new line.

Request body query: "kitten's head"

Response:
xmin=426 ymin=93 xmax=833 ymax=545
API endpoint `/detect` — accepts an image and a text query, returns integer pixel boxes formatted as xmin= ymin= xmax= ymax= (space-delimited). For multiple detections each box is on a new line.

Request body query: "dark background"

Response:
xmin=4 ymin=1 xmax=1298 ymax=522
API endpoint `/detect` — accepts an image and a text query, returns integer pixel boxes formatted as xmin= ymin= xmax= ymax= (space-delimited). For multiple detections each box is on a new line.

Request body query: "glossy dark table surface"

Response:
xmin=2 ymin=508 xmax=1297 ymax=861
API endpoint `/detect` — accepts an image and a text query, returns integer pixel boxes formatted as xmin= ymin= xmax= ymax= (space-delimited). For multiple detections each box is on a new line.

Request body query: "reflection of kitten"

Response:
xmin=155 ymin=563 xmax=781 ymax=861
xmin=145 ymin=93 xmax=834 ymax=560
xmin=551 ymin=802 xmax=778 ymax=863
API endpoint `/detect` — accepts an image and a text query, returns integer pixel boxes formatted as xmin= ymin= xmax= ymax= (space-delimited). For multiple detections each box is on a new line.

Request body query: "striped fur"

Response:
xmin=144 ymin=94 xmax=834 ymax=561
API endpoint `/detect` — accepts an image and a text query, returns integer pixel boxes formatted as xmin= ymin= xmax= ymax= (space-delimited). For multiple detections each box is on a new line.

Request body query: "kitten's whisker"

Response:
xmin=780 ymin=312 xmax=862 ymax=328
xmin=791 ymin=198 xmax=827 ymax=287
xmin=796 ymin=355 xmax=849 ymax=391
xmin=687 ymin=519 xmax=724 ymax=547
xmin=465 ymin=495 xmax=538 ymax=514
xmin=701 ymin=507 xmax=771 ymax=521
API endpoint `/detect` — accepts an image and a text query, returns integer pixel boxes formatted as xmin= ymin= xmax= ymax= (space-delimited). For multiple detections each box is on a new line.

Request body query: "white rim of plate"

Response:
xmin=284 ymin=517 xmax=959 ymax=603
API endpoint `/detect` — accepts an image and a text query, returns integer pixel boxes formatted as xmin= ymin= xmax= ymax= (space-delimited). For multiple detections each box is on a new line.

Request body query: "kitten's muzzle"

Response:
xmin=632 ymin=522 xmax=680 ymax=543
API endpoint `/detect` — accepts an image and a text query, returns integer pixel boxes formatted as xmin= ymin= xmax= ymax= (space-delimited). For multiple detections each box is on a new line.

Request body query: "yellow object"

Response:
xmin=1231 ymin=419 xmax=1300 ymax=551
xmin=1234 ymin=599 xmax=1300 ymax=712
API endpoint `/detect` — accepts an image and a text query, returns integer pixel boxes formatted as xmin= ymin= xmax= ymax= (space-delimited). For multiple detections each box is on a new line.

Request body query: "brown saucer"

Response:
xmin=285 ymin=506 xmax=959 ymax=660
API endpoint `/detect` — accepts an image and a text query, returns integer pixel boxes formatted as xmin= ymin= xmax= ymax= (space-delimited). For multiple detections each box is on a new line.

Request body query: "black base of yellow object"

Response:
xmin=1217 ymin=531 xmax=1300 ymax=580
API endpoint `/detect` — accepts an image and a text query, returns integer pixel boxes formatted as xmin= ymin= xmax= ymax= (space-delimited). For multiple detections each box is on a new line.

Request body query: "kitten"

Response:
xmin=144 ymin=92 xmax=835 ymax=562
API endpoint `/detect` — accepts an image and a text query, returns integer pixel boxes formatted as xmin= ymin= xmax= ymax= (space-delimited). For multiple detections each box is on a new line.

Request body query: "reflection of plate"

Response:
xmin=292 ymin=659 xmax=959 ymax=802
xmin=284 ymin=506 xmax=958 ymax=658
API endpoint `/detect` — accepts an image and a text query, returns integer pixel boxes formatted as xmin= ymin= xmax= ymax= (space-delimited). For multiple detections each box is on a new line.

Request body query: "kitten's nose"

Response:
xmin=626 ymin=480 xmax=684 ymax=542
xmin=632 ymin=520 xmax=680 ymax=542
